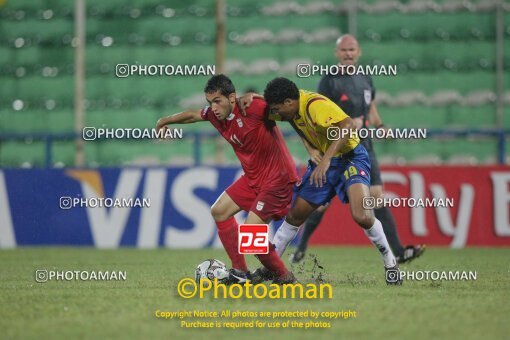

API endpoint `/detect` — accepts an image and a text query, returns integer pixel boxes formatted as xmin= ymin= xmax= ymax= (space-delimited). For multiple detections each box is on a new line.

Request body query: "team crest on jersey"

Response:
xmin=256 ymin=201 xmax=265 ymax=211
xmin=364 ymin=90 xmax=372 ymax=105
xmin=227 ymin=113 xmax=235 ymax=120
xmin=236 ymin=118 xmax=243 ymax=128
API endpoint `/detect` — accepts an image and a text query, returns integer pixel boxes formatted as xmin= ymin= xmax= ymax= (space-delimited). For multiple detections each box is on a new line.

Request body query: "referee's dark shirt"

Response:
xmin=317 ymin=70 xmax=376 ymax=149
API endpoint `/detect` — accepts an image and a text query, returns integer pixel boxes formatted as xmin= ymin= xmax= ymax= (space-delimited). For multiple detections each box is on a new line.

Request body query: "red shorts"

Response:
xmin=225 ymin=175 xmax=294 ymax=221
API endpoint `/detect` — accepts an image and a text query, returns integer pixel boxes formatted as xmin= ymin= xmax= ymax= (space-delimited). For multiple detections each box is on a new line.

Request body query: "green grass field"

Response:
xmin=1 ymin=247 xmax=509 ymax=340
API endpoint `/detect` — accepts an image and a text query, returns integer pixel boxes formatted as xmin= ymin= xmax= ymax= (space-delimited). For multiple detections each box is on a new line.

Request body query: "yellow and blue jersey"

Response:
xmin=292 ymin=90 xmax=359 ymax=157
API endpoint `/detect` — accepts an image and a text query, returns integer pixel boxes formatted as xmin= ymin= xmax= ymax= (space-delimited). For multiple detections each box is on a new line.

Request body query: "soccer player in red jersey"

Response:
xmin=156 ymin=75 xmax=298 ymax=284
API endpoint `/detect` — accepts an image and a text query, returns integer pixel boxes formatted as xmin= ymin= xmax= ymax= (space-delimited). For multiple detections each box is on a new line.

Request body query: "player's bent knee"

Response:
xmin=285 ymin=212 xmax=306 ymax=227
xmin=210 ymin=203 xmax=227 ymax=221
xmin=370 ymin=187 xmax=384 ymax=201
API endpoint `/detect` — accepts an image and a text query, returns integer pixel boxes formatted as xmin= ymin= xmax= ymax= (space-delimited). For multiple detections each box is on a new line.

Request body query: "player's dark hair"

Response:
xmin=263 ymin=77 xmax=300 ymax=105
xmin=204 ymin=74 xmax=236 ymax=97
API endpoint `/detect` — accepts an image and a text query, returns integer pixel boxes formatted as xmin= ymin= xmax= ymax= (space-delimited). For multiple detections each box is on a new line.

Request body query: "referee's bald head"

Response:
xmin=335 ymin=34 xmax=361 ymax=65
xmin=335 ymin=34 xmax=359 ymax=47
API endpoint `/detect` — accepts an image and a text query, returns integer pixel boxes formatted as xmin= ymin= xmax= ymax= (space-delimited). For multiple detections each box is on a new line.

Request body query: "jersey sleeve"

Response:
xmin=308 ymin=98 xmax=349 ymax=128
xmin=200 ymin=106 xmax=211 ymax=121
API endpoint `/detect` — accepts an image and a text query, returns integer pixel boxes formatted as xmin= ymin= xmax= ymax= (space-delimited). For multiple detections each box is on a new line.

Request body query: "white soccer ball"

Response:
xmin=195 ymin=259 xmax=229 ymax=284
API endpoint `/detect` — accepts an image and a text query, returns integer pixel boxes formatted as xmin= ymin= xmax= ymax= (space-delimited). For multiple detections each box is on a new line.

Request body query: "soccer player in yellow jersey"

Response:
xmin=258 ymin=77 xmax=402 ymax=285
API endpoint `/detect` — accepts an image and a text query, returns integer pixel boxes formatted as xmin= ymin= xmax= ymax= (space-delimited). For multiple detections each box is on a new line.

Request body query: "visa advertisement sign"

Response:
xmin=0 ymin=167 xmax=247 ymax=248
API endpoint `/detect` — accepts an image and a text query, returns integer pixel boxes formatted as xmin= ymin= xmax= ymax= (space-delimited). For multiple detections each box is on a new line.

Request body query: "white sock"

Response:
xmin=364 ymin=218 xmax=397 ymax=268
xmin=272 ymin=220 xmax=300 ymax=257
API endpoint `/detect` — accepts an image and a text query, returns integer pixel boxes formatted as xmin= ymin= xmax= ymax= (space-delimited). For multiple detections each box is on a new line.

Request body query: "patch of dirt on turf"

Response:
xmin=428 ymin=280 xmax=442 ymax=288
xmin=291 ymin=253 xmax=329 ymax=284
xmin=336 ymin=273 xmax=378 ymax=287
xmin=290 ymin=253 xmax=379 ymax=286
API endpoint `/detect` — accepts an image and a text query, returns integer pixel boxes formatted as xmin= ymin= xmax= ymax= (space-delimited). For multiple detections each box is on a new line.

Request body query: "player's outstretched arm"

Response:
xmin=156 ymin=110 xmax=203 ymax=133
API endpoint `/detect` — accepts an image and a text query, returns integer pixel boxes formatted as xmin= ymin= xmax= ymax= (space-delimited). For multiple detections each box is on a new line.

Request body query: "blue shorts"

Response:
xmin=293 ymin=144 xmax=371 ymax=205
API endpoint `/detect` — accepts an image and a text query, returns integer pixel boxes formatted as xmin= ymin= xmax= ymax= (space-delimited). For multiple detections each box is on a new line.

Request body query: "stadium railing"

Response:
xmin=0 ymin=129 xmax=508 ymax=167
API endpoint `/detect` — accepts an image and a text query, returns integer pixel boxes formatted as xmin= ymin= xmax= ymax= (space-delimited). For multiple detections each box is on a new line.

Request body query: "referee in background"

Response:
xmin=290 ymin=34 xmax=425 ymax=264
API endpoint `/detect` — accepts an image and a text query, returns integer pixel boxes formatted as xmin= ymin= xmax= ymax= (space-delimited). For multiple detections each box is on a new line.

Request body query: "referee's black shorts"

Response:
xmin=361 ymin=138 xmax=383 ymax=186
